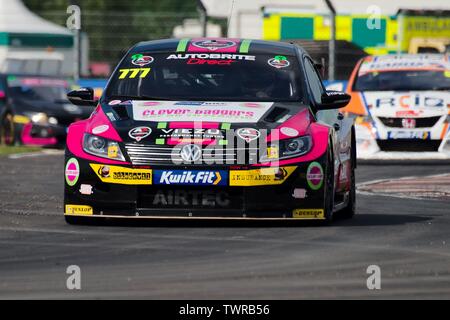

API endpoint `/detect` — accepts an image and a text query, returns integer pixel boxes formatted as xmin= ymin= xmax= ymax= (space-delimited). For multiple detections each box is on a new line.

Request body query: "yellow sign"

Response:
xmin=108 ymin=145 xmax=119 ymax=158
xmin=229 ymin=166 xmax=296 ymax=186
xmin=13 ymin=115 xmax=30 ymax=124
xmin=263 ymin=12 xmax=450 ymax=54
xmin=401 ymin=17 xmax=450 ymax=51
xmin=267 ymin=147 xmax=279 ymax=159
xmin=118 ymin=68 xmax=151 ymax=79
xmin=65 ymin=205 xmax=93 ymax=216
xmin=293 ymin=209 xmax=325 ymax=220
xmin=90 ymin=164 xmax=152 ymax=185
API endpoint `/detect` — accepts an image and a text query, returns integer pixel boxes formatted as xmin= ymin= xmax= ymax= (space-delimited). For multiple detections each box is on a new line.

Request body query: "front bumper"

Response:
xmin=355 ymin=123 xmax=450 ymax=160
xmin=21 ymin=122 xmax=67 ymax=146
xmin=64 ymin=152 xmax=328 ymax=220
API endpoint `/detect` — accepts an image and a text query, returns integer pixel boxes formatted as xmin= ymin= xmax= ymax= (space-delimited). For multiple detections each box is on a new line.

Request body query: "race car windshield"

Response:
xmin=7 ymin=77 xmax=69 ymax=102
xmin=354 ymin=70 xmax=450 ymax=91
xmin=105 ymin=53 xmax=304 ymax=102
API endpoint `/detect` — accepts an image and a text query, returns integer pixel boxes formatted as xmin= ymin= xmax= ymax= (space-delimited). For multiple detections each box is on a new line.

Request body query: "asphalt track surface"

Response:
xmin=0 ymin=152 xmax=449 ymax=299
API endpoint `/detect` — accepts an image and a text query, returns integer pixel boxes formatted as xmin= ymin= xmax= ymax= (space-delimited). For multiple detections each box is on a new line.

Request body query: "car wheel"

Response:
xmin=338 ymin=158 xmax=356 ymax=219
xmin=65 ymin=216 xmax=81 ymax=225
xmin=337 ymin=134 xmax=356 ymax=219
xmin=322 ymin=147 xmax=335 ymax=224
xmin=0 ymin=113 xmax=15 ymax=146
xmin=65 ymin=216 xmax=94 ymax=225
xmin=65 ymin=215 xmax=102 ymax=226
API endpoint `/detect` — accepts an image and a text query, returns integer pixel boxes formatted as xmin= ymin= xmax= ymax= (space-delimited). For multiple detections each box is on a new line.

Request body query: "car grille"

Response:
xmin=377 ymin=140 xmax=441 ymax=152
xmin=378 ymin=116 xmax=442 ymax=128
xmin=137 ymin=185 xmax=244 ymax=211
xmin=125 ymin=143 xmax=260 ymax=166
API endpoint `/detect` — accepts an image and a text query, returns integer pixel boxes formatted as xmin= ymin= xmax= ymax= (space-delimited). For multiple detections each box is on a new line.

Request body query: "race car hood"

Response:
xmin=362 ymin=91 xmax=449 ymax=118
xmin=88 ymin=100 xmax=313 ymax=144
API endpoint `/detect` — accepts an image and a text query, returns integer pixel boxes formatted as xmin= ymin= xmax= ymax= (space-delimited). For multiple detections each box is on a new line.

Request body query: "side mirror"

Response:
xmin=67 ymin=87 xmax=98 ymax=106
xmin=318 ymin=90 xmax=351 ymax=110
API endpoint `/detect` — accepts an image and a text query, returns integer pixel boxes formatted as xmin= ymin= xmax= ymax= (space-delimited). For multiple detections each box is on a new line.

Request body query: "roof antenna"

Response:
xmin=227 ymin=0 xmax=236 ymax=37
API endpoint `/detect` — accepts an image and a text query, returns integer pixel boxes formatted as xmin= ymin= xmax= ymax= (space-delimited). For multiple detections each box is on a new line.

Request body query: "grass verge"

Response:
xmin=0 ymin=145 xmax=43 ymax=156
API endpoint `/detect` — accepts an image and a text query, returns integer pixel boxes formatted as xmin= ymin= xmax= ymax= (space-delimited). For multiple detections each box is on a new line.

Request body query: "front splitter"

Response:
xmin=358 ymin=151 xmax=450 ymax=161
xmin=64 ymin=214 xmax=323 ymax=221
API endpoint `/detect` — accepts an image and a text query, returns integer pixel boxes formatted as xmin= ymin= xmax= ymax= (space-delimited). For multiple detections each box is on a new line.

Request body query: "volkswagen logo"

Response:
xmin=180 ymin=144 xmax=202 ymax=162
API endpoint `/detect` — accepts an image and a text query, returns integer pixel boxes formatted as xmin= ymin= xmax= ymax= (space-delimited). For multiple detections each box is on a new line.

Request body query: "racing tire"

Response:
xmin=65 ymin=216 xmax=100 ymax=226
xmin=337 ymin=159 xmax=356 ymax=219
xmin=321 ymin=146 xmax=335 ymax=224
xmin=337 ymin=132 xmax=356 ymax=219
xmin=0 ymin=113 xmax=15 ymax=146
xmin=65 ymin=216 xmax=83 ymax=225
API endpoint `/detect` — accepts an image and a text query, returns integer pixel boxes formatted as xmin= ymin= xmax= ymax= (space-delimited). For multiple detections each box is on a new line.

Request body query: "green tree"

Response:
xmin=23 ymin=0 xmax=198 ymax=65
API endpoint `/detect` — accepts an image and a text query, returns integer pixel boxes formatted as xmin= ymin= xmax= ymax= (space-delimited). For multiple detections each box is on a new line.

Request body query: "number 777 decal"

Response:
xmin=118 ymin=68 xmax=151 ymax=79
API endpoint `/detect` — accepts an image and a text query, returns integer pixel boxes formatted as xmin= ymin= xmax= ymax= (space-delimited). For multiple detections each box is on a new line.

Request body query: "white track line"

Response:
xmin=356 ymin=189 xmax=427 ymax=201
xmin=8 ymin=149 xmax=64 ymax=159
xmin=357 ymin=173 xmax=450 ymax=201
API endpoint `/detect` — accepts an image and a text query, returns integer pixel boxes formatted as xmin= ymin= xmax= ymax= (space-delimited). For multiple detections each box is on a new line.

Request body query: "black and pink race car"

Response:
xmin=64 ymin=38 xmax=356 ymax=224
xmin=0 ymin=75 xmax=92 ymax=147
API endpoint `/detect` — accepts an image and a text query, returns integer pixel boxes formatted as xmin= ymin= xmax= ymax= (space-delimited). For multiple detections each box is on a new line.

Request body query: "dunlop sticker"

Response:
xmin=65 ymin=205 xmax=93 ymax=216
xmin=292 ymin=209 xmax=325 ymax=219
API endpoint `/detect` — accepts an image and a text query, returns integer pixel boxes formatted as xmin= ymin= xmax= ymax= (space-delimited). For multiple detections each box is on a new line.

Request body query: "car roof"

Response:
xmin=359 ymin=54 xmax=450 ymax=74
xmin=130 ymin=38 xmax=303 ymax=56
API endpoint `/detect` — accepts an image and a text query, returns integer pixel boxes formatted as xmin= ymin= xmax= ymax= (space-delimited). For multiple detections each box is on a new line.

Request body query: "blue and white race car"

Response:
xmin=344 ymin=54 xmax=450 ymax=160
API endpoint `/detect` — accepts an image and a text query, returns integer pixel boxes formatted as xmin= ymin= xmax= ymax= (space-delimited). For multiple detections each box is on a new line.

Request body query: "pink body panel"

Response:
xmin=66 ymin=107 xmax=130 ymax=165
xmin=255 ymin=122 xmax=329 ymax=167
xmin=85 ymin=107 xmax=122 ymax=142
xmin=21 ymin=123 xmax=57 ymax=146
xmin=267 ymin=108 xmax=311 ymax=142
xmin=67 ymin=103 xmax=328 ymax=166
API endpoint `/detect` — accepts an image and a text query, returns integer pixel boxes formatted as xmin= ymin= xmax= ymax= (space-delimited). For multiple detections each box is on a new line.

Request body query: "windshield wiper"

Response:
xmin=108 ymin=95 xmax=170 ymax=101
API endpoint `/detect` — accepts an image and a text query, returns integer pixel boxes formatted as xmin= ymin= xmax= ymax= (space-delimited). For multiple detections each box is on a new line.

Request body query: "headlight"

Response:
xmin=23 ymin=112 xmax=49 ymax=124
xmin=354 ymin=114 xmax=372 ymax=125
xmin=279 ymin=136 xmax=312 ymax=158
xmin=264 ymin=136 xmax=312 ymax=161
xmin=83 ymin=133 xmax=126 ymax=161
xmin=48 ymin=117 xmax=58 ymax=125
